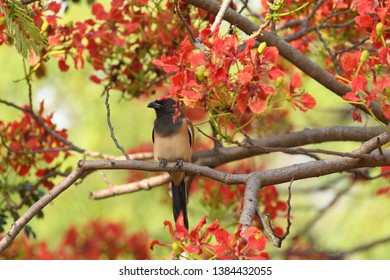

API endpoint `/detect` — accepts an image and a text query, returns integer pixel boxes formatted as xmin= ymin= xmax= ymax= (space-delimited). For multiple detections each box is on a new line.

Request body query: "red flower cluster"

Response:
xmin=376 ymin=166 xmax=390 ymax=197
xmin=36 ymin=0 xmax=206 ymax=97
xmin=1 ymin=220 xmax=150 ymax=260
xmin=0 ymin=8 xmax=6 ymax=46
xmin=151 ymin=214 xmax=268 ymax=260
xmin=202 ymin=181 xmax=245 ymax=219
xmin=0 ymin=102 xmax=69 ymax=188
xmin=152 ymin=27 xmax=310 ymax=141
xmin=340 ymin=0 xmax=390 ymax=120
xmin=153 ymin=30 xmax=284 ymax=113
xmin=355 ymin=0 xmax=389 ymax=48
xmin=343 ymin=74 xmax=390 ymax=118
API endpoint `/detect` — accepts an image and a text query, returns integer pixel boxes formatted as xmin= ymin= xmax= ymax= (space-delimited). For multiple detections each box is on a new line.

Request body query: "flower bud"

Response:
xmin=376 ymin=22 xmax=384 ymax=37
xmin=360 ymin=49 xmax=370 ymax=63
xmin=40 ymin=19 xmax=49 ymax=33
xmin=275 ymin=76 xmax=283 ymax=88
xmin=172 ymin=242 xmax=181 ymax=256
xmin=257 ymin=42 xmax=267 ymax=54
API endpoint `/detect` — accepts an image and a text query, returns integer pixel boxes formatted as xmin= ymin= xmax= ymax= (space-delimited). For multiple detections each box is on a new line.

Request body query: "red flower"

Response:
xmin=345 ymin=75 xmax=390 ymax=113
xmin=1 ymin=102 xmax=69 ymax=188
xmin=355 ymin=0 xmax=390 ymax=47
xmin=287 ymin=73 xmax=316 ymax=112
xmin=376 ymin=187 xmax=390 ymax=196
xmin=91 ymin=3 xmax=109 ymax=21
xmin=151 ymin=215 xmax=268 ymax=260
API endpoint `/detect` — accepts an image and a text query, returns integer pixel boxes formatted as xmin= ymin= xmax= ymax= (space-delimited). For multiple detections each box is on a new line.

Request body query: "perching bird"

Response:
xmin=147 ymin=98 xmax=194 ymax=229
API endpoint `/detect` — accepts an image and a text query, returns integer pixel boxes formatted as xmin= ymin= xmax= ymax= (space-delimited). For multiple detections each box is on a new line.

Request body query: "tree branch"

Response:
xmin=0 ymin=150 xmax=388 ymax=252
xmin=21 ymin=0 xmax=39 ymax=4
xmin=256 ymin=178 xmax=293 ymax=247
xmin=174 ymin=0 xmax=196 ymax=42
xmin=239 ymin=128 xmax=390 ymax=233
xmin=0 ymin=98 xmax=140 ymax=160
xmin=0 ymin=126 xmax=389 ymax=252
xmin=239 ymin=172 xmax=262 ymax=230
xmin=90 ymin=174 xmax=170 ymax=200
xmin=105 ymin=87 xmax=130 ymax=160
xmin=87 ymin=125 xmax=387 ymax=199
xmin=284 ymin=234 xmax=390 ymax=259
xmin=210 ymin=0 xmax=231 ymax=34
xmin=344 ymin=235 xmax=390 ymax=256
xmin=194 ymin=126 xmax=385 ymax=167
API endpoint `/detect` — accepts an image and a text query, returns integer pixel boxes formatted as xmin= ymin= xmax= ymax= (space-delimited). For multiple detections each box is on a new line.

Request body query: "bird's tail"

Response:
xmin=171 ymin=178 xmax=188 ymax=229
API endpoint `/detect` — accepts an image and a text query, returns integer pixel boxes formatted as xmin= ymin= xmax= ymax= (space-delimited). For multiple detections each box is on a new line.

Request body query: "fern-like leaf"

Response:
xmin=0 ymin=0 xmax=48 ymax=58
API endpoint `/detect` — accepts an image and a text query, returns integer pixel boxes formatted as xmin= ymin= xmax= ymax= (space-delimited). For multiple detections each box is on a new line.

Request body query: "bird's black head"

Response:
xmin=147 ymin=98 xmax=178 ymax=116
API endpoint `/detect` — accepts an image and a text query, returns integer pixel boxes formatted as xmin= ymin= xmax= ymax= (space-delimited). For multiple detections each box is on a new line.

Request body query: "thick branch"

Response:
xmin=184 ymin=0 xmax=388 ymax=124
xmin=194 ymin=126 xmax=384 ymax=167
xmin=239 ymin=172 xmax=262 ymax=229
xmin=0 ymin=159 xmax=248 ymax=253
xmin=0 ymin=152 xmax=388 ymax=252
xmin=238 ymin=129 xmax=390 ymax=232
xmin=94 ymin=126 xmax=385 ymax=199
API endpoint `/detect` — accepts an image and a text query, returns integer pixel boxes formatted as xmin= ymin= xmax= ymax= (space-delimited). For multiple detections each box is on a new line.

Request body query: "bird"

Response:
xmin=147 ymin=98 xmax=194 ymax=229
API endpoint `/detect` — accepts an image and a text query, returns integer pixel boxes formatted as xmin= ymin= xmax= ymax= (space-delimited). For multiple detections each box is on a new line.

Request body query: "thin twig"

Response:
xmin=174 ymin=0 xmax=196 ymax=42
xmin=104 ymin=87 xmax=131 ymax=160
xmin=257 ymin=178 xmax=293 ymax=248
xmin=239 ymin=142 xmax=383 ymax=161
xmin=316 ymin=26 xmax=342 ymax=75
xmin=257 ymin=208 xmax=280 ymax=246
xmin=174 ymin=0 xmax=206 ymax=52
xmin=90 ymin=174 xmax=170 ymax=200
xmin=195 ymin=126 xmax=220 ymax=145
xmin=99 ymin=171 xmax=114 ymax=190
xmin=344 ymin=235 xmax=390 ymax=255
xmin=210 ymin=0 xmax=231 ymax=34
xmin=22 ymin=59 xmax=34 ymax=111
xmin=0 ymin=98 xmax=135 ymax=160
xmin=307 ymin=0 xmax=326 ymax=23
xmin=335 ymin=37 xmax=370 ymax=56
xmin=21 ymin=0 xmax=39 ymax=4
xmin=279 ymin=178 xmax=293 ymax=240
xmin=237 ymin=0 xmax=249 ymax=15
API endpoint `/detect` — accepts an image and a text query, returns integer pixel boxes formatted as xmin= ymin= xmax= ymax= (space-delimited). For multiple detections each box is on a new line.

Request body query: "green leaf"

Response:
xmin=0 ymin=0 xmax=48 ymax=58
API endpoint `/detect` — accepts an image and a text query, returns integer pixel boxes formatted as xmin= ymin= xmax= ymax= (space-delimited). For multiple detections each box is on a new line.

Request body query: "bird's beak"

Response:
xmin=147 ymin=101 xmax=162 ymax=109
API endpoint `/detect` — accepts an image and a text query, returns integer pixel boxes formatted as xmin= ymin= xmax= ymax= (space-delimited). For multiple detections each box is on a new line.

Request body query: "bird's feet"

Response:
xmin=175 ymin=159 xmax=184 ymax=170
xmin=159 ymin=159 xmax=168 ymax=167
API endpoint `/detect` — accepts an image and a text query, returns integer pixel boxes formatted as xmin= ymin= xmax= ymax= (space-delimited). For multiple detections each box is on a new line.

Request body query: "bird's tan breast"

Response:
xmin=153 ymin=123 xmax=192 ymax=163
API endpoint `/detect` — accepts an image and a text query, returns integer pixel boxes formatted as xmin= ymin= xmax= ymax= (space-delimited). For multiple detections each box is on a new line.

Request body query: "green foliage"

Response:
xmin=0 ymin=0 xmax=47 ymax=58
xmin=0 ymin=180 xmax=45 ymax=238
